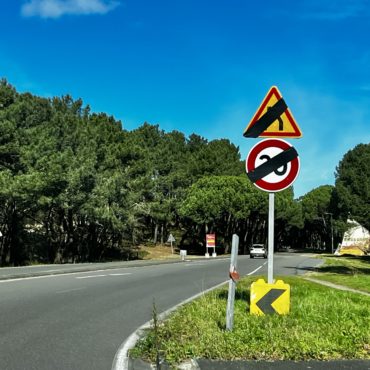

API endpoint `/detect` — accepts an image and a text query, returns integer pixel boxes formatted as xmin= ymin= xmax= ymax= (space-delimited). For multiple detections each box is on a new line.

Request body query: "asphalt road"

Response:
xmin=0 ymin=253 xmax=322 ymax=370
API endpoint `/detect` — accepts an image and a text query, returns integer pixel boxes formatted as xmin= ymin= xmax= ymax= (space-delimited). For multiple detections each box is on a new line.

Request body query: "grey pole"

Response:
xmin=268 ymin=193 xmax=274 ymax=284
xmin=226 ymin=234 xmax=239 ymax=331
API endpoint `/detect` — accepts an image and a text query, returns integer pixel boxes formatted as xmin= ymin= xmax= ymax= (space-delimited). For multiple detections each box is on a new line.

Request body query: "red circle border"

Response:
xmin=246 ymin=139 xmax=300 ymax=192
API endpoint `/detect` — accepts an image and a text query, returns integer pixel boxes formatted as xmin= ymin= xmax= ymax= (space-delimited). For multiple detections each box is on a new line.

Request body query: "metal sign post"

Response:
xmin=226 ymin=234 xmax=239 ymax=331
xmin=268 ymin=193 xmax=274 ymax=284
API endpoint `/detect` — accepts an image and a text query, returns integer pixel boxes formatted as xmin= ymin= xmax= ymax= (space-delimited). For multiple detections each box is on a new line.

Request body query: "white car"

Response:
xmin=250 ymin=244 xmax=267 ymax=258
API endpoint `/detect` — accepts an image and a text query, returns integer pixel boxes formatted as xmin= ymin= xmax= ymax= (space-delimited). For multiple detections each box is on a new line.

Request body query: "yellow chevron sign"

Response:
xmin=250 ymin=279 xmax=290 ymax=315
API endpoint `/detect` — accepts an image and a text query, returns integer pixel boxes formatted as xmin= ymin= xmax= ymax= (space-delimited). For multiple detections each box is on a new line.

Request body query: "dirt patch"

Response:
xmin=139 ymin=244 xmax=179 ymax=260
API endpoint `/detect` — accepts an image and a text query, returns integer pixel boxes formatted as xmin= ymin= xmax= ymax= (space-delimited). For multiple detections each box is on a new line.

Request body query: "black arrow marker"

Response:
xmin=247 ymin=146 xmax=298 ymax=183
xmin=244 ymin=98 xmax=288 ymax=138
xmin=255 ymin=288 xmax=286 ymax=314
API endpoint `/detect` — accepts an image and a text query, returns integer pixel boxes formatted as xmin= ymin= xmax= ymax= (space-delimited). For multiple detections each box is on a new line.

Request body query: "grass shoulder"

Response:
xmin=311 ymin=255 xmax=370 ymax=293
xmin=130 ymin=275 xmax=370 ymax=366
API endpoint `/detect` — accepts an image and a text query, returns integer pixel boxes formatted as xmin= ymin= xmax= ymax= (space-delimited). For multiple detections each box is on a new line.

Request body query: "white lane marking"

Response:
xmin=185 ymin=263 xmax=206 ymax=267
xmin=56 ymin=287 xmax=86 ymax=294
xmin=0 ymin=267 xmax=136 ymax=283
xmin=76 ymin=274 xmax=106 ymax=279
xmin=247 ymin=264 xmax=265 ymax=276
xmin=76 ymin=273 xmax=132 ymax=279
xmin=0 ymin=275 xmax=71 ymax=283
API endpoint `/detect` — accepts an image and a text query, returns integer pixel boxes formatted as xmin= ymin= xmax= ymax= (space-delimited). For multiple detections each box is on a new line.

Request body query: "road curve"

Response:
xmin=0 ymin=253 xmax=321 ymax=370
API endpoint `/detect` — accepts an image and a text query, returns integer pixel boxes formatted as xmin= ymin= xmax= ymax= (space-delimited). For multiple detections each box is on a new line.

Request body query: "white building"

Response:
xmin=336 ymin=219 xmax=370 ymax=256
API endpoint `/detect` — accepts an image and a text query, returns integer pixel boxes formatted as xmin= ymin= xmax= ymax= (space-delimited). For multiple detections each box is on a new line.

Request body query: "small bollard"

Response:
xmin=180 ymin=250 xmax=187 ymax=261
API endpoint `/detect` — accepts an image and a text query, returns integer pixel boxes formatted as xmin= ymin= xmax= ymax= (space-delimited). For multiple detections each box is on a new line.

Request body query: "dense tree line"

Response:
xmin=0 ymin=80 xmax=368 ymax=265
xmin=332 ymin=143 xmax=370 ymax=231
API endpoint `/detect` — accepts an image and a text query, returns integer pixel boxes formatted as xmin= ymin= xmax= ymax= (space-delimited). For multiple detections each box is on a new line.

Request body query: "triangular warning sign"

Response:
xmin=243 ymin=86 xmax=302 ymax=138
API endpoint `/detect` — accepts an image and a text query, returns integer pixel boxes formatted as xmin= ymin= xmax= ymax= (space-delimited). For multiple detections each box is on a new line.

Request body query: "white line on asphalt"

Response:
xmin=185 ymin=263 xmax=206 ymax=266
xmin=111 ymin=279 xmax=229 ymax=370
xmin=0 ymin=264 xmax=57 ymax=270
xmin=56 ymin=287 xmax=86 ymax=294
xmin=112 ymin=259 xmax=270 ymax=370
xmin=247 ymin=263 xmax=266 ymax=276
xmin=0 ymin=275 xmax=68 ymax=283
xmin=76 ymin=274 xmax=107 ymax=279
xmin=76 ymin=273 xmax=132 ymax=279
xmin=0 ymin=267 xmax=136 ymax=283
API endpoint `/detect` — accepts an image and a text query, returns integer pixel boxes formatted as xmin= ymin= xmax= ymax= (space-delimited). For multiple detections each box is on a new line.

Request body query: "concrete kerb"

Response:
xmin=111 ymin=280 xmax=229 ymax=370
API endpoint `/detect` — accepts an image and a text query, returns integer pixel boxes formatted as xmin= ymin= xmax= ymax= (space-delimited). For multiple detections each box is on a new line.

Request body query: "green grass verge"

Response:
xmin=311 ymin=255 xmax=370 ymax=293
xmin=130 ymin=276 xmax=370 ymax=366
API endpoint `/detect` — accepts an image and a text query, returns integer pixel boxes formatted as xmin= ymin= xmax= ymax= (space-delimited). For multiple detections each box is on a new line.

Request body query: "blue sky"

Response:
xmin=1 ymin=0 xmax=369 ymax=198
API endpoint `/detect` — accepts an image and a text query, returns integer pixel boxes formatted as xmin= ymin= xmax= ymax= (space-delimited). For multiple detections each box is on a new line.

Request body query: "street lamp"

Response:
xmin=325 ymin=212 xmax=334 ymax=254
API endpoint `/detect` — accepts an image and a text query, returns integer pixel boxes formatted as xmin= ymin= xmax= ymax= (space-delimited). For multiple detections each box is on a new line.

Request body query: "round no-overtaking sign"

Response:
xmin=246 ymin=138 xmax=300 ymax=192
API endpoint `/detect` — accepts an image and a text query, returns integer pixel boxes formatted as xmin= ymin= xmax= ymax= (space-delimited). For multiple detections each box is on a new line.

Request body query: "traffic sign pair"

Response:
xmin=243 ymin=86 xmax=302 ymax=289
xmin=244 ymin=86 xmax=302 ymax=192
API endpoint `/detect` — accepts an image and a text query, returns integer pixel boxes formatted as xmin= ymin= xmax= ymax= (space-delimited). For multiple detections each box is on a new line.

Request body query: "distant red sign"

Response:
xmin=206 ymin=234 xmax=216 ymax=248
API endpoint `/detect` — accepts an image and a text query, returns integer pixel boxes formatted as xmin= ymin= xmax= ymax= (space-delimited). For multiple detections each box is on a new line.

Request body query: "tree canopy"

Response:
xmin=333 ymin=143 xmax=370 ymax=230
xmin=0 ymin=79 xmax=367 ymax=265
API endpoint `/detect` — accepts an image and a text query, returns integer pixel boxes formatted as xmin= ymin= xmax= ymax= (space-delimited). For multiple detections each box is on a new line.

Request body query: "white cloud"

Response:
xmin=21 ymin=0 xmax=120 ymax=19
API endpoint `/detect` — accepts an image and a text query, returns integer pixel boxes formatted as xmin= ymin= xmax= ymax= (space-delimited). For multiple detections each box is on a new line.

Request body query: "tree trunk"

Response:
xmin=160 ymin=224 xmax=164 ymax=245
xmin=8 ymin=206 xmax=21 ymax=266
xmin=153 ymin=223 xmax=158 ymax=244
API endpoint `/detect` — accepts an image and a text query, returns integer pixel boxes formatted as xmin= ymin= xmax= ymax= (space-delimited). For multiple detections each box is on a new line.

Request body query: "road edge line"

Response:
xmin=111 ymin=279 xmax=229 ymax=370
xmin=246 ymin=262 xmax=266 ymax=276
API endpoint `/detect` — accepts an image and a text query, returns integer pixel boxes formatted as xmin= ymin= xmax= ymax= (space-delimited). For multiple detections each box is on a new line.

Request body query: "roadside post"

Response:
xmin=180 ymin=250 xmax=187 ymax=261
xmin=226 ymin=234 xmax=240 ymax=331
xmin=243 ymin=86 xmax=302 ymax=314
